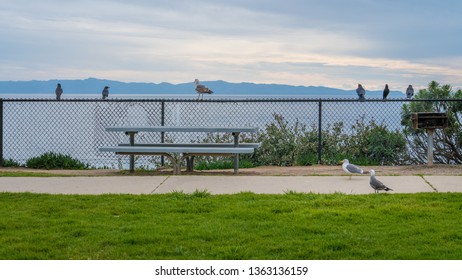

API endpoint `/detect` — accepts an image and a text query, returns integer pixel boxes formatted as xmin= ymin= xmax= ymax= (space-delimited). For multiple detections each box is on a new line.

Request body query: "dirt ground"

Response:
xmin=1 ymin=164 xmax=461 ymax=176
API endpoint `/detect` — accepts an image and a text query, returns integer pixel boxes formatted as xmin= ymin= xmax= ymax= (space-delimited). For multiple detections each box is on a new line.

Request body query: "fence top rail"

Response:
xmin=1 ymin=98 xmax=462 ymax=103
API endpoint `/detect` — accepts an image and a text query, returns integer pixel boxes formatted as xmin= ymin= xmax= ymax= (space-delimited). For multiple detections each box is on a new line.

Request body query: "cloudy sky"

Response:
xmin=1 ymin=0 xmax=462 ymax=90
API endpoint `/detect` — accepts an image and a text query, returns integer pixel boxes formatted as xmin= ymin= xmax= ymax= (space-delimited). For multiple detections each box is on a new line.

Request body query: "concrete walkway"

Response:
xmin=0 ymin=175 xmax=460 ymax=195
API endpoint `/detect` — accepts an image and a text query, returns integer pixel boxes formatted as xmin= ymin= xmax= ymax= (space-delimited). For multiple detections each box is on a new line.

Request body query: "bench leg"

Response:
xmin=129 ymin=132 xmax=135 ymax=173
xmin=130 ymin=156 xmax=135 ymax=173
xmin=234 ymin=154 xmax=239 ymax=175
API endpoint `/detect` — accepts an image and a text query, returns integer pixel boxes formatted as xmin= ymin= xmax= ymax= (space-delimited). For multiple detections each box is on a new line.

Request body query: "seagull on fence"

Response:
xmin=341 ymin=159 xmax=369 ymax=180
xmin=383 ymin=84 xmax=390 ymax=100
xmin=194 ymin=79 xmax=213 ymax=100
xmin=369 ymin=169 xmax=393 ymax=194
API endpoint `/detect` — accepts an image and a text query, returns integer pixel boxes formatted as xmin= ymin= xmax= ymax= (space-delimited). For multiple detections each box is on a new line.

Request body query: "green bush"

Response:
xmin=194 ymin=114 xmax=409 ymax=169
xmin=254 ymin=114 xmax=303 ymax=166
xmin=26 ymin=152 xmax=89 ymax=170
xmin=366 ymin=125 xmax=408 ymax=164
xmin=1 ymin=158 xmax=22 ymax=167
xmin=254 ymin=115 xmax=408 ymax=166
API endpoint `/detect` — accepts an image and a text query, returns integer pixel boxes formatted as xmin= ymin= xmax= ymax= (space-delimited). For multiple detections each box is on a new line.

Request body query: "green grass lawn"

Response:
xmin=1 ymin=191 xmax=461 ymax=260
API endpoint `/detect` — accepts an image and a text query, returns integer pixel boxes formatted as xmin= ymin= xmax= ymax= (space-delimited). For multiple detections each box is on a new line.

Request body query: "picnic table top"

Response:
xmin=105 ymin=126 xmax=259 ymax=133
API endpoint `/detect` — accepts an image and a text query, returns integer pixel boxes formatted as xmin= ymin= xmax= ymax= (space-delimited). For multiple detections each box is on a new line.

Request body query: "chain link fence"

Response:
xmin=1 ymin=98 xmax=461 ymax=168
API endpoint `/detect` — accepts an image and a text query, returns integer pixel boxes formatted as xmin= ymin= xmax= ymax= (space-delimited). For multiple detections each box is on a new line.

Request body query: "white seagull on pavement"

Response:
xmin=341 ymin=159 xmax=369 ymax=180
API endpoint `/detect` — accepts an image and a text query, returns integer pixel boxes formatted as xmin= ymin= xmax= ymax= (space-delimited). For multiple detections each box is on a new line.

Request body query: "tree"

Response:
xmin=401 ymin=81 xmax=462 ymax=164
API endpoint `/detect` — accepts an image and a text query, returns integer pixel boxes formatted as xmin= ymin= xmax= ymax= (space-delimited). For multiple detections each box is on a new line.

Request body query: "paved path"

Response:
xmin=0 ymin=175 xmax=460 ymax=195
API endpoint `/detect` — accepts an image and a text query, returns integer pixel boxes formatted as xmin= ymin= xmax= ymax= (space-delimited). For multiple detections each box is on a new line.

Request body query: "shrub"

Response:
xmin=26 ymin=152 xmax=89 ymax=170
xmin=1 ymin=158 xmax=22 ymax=167
xmin=254 ymin=114 xmax=303 ymax=166
xmin=194 ymin=114 xmax=408 ymax=168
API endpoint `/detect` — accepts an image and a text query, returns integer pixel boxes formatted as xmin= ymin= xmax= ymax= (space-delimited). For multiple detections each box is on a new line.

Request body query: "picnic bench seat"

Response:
xmin=117 ymin=143 xmax=261 ymax=148
xmin=99 ymin=145 xmax=257 ymax=174
xmin=100 ymin=125 xmax=259 ymax=175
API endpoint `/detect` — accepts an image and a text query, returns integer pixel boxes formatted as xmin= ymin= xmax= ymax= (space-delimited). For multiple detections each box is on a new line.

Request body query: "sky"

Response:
xmin=1 ymin=0 xmax=462 ymax=91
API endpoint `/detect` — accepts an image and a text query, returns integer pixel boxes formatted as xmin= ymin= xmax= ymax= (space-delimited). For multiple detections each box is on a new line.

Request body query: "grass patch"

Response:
xmin=194 ymin=159 xmax=255 ymax=170
xmin=1 ymin=192 xmax=461 ymax=260
xmin=0 ymin=171 xmax=73 ymax=177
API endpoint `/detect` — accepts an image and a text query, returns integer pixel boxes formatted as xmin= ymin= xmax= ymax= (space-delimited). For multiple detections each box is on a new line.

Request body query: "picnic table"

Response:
xmin=99 ymin=126 xmax=259 ymax=174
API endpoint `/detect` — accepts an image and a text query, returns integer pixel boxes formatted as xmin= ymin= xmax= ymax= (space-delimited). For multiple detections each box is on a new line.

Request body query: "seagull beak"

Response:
xmin=338 ymin=160 xmax=344 ymax=164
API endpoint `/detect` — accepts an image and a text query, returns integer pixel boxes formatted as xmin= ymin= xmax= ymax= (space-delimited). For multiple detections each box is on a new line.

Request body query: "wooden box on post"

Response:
xmin=412 ymin=112 xmax=448 ymax=129
xmin=411 ymin=112 xmax=448 ymax=165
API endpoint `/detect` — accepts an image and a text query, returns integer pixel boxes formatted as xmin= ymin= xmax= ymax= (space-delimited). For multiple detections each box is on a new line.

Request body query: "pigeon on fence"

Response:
xmin=102 ymin=86 xmax=110 ymax=100
xmin=406 ymin=85 xmax=414 ymax=99
xmin=55 ymin=83 xmax=63 ymax=100
xmin=356 ymin=84 xmax=366 ymax=101
xmin=383 ymin=84 xmax=390 ymax=100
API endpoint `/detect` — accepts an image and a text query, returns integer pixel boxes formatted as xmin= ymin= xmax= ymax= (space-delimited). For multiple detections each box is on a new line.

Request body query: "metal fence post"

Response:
xmin=317 ymin=99 xmax=322 ymax=164
xmin=0 ymin=99 xmax=3 ymax=167
xmin=161 ymin=101 xmax=165 ymax=166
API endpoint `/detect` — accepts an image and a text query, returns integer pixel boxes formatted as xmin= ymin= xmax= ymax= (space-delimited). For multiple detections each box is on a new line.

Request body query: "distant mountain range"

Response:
xmin=0 ymin=78 xmax=403 ymax=97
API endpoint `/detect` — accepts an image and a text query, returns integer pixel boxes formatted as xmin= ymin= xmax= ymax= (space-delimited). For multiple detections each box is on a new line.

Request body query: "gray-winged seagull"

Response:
xmin=341 ymin=159 xmax=369 ymax=180
xmin=194 ymin=79 xmax=213 ymax=100
xmin=369 ymin=169 xmax=393 ymax=194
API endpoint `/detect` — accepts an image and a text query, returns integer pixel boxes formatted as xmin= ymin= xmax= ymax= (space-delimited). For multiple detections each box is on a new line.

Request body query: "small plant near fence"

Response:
xmin=1 ymin=158 xmax=22 ymax=167
xmin=26 ymin=152 xmax=89 ymax=170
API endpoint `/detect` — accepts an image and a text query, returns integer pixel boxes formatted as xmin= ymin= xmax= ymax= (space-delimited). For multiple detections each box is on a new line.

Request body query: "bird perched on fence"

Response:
xmin=383 ymin=84 xmax=390 ymax=100
xmin=369 ymin=169 xmax=393 ymax=194
xmin=356 ymin=84 xmax=366 ymax=101
xmin=102 ymin=86 xmax=110 ymax=100
xmin=406 ymin=85 xmax=414 ymax=99
xmin=341 ymin=159 xmax=369 ymax=180
xmin=194 ymin=79 xmax=213 ymax=100
xmin=55 ymin=83 xmax=63 ymax=100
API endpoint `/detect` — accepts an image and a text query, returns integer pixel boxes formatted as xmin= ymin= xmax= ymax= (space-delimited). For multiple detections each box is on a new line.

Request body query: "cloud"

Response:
xmin=1 ymin=0 xmax=462 ymax=90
